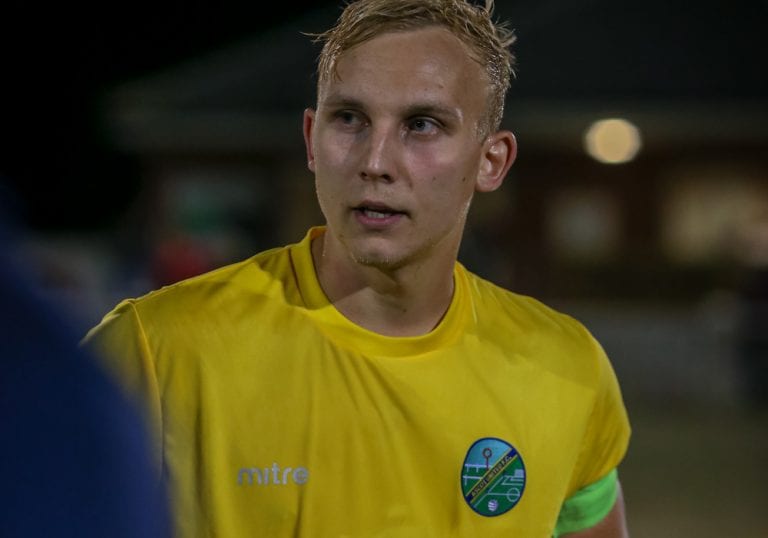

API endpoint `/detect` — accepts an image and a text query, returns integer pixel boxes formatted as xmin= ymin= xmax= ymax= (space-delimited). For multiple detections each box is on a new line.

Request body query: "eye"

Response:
xmin=408 ymin=117 xmax=439 ymax=135
xmin=333 ymin=110 xmax=366 ymax=130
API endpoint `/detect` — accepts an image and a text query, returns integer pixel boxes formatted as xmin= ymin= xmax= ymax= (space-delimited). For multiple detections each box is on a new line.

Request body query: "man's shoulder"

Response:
xmin=462 ymin=268 xmax=586 ymax=335
xmin=461 ymin=267 xmax=606 ymax=382
xmin=119 ymin=243 xmax=299 ymax=319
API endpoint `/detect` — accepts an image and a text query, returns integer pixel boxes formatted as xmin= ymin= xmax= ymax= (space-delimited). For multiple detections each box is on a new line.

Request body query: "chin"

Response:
xmin=346 ymin=240 xmax=407 ymax=270
xmin=350 ymin=249 xmax=403 ymax=269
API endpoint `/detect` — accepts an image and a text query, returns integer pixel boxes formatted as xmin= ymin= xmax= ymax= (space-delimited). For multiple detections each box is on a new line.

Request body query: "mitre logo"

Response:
xmin=237 ymin=463 xmax=309 ymax=486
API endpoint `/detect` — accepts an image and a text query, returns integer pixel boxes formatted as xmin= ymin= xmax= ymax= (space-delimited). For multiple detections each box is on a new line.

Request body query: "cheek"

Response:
xmin=314 ymin=129 xmax=358 ymax=171
xmin=312 ymin=139 xmax=351 ymax=206
xmin=314 ymin=176 xmax=338 ymax=223
xmin=314 ymin=171 xmax=340 ymax=206
xmin=409 ymin=139 xmax=480 ymax=174
xmin=407 ymin=148 xmax=478 ymax=194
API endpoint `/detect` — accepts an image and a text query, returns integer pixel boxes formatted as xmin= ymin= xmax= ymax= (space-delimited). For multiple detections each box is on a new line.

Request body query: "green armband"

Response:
xmin=553 ymin=469 xmax=618 ymax=537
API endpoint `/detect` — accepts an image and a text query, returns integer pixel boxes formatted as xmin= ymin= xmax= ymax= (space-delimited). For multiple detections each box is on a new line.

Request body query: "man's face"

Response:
xmin=304 ymin=27 xmax=495 ymax=270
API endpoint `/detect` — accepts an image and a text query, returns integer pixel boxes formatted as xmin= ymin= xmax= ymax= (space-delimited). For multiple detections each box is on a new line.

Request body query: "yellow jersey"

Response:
xmin=84 ymin=226 xmax=630 ymax=537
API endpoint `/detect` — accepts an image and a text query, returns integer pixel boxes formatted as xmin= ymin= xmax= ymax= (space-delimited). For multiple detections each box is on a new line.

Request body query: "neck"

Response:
xmin=311 ymin=232 xmax=456 ymax=337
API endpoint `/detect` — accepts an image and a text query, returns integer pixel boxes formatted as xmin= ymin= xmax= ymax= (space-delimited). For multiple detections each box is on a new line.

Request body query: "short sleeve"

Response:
xmin=81 ymin=300 xmax=164 ymax=475
xmin=567 ymin=335 xmax=631 ymax=498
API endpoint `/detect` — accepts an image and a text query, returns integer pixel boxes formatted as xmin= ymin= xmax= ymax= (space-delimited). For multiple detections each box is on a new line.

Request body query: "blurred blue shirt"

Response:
xmin=0 ymin=210 xmax=171 ymax=537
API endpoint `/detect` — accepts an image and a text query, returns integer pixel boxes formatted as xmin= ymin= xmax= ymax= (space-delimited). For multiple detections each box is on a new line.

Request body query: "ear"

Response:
xmin=303 ymin=108 xmax=317 ymax=172
xmin=476 ymin=130 xmax=517 ymax=193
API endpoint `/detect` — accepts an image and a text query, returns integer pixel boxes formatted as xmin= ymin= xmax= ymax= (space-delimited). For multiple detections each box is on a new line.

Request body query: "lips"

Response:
xmin=353 ymin=201 xmax=407 ymax=226
xmin=353 ymin=202 xmax=406 ymax=218
xmin=360 ymin=208 xmax=394 ymax=218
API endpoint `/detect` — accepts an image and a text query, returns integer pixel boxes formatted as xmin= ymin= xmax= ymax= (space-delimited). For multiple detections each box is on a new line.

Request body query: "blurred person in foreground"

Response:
xmin=0 ymin=183 xmax=170 ymax=537
xmin=83 ymin=1 xmax=631 ymax=536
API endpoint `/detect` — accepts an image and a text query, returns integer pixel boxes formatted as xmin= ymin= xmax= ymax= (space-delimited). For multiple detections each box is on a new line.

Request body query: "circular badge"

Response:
xmin=460 ymin=437 xmax=526 ymax=517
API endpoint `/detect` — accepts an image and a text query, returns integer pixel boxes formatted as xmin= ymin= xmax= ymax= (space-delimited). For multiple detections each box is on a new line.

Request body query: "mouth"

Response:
xmin=352 ymin=202 xmax=408 ymax=226
xmin=353 ymin=202 xmax=407 ymax=219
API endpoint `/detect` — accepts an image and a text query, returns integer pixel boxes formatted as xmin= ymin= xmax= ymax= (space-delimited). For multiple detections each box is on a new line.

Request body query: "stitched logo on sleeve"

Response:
xmin=460 ymin=437 xmax=526 ymax=517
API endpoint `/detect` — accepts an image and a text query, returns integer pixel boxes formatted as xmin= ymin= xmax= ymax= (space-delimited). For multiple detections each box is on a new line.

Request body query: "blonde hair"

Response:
xmin=311 ymin=0 xmax=516 ymax=135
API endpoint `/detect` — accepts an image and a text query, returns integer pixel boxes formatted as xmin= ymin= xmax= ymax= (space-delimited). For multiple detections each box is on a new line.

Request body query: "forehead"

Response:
xmin=321 ymin=27 xmax=487 ymax=115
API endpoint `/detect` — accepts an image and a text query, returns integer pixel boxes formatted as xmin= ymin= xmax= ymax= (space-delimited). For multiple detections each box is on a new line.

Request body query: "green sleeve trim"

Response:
xmin=553 ymin=469 xmax=618 ymax=537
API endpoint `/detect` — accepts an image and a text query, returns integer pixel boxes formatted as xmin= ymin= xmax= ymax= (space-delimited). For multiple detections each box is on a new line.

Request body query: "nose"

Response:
xmin=360 ymin=123 xmax=396 ymax=182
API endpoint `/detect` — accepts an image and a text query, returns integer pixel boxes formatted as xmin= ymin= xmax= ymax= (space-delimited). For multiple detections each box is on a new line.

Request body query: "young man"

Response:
xmin=85 ymin=1 xmax=631 ymax=536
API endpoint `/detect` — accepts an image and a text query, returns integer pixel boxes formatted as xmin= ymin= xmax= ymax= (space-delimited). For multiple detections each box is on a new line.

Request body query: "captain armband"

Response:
xmin=553 ymin=468 xmax=618 ymax=537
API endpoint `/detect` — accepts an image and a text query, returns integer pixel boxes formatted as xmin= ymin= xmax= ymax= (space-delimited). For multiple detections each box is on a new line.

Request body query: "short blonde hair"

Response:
xmin=311 ymin=0 xmax=516 ymax=135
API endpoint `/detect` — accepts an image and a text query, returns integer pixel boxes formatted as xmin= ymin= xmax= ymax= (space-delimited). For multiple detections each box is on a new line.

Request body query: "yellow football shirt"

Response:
xmin=84 ymin=226 xmax=630 ymax=537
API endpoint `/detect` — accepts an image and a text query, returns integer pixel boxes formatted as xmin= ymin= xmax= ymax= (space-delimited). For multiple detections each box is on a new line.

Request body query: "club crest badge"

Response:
xmin=460 ymin=437 xmax=526 ymax=517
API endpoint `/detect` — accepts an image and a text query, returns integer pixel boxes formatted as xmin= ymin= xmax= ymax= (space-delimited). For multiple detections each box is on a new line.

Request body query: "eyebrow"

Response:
xmin=404 ymin=103 xmax=463 ymax=124
xmin=322 ymin=93 xmax=463 ymax=124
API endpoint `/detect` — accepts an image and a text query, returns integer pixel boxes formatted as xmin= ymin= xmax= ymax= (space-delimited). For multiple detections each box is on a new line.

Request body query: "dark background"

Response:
xmin=2 ymin=0 xmax=332 ymax=230
xmin=3 ymin=0 xmax=765 ymax=232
